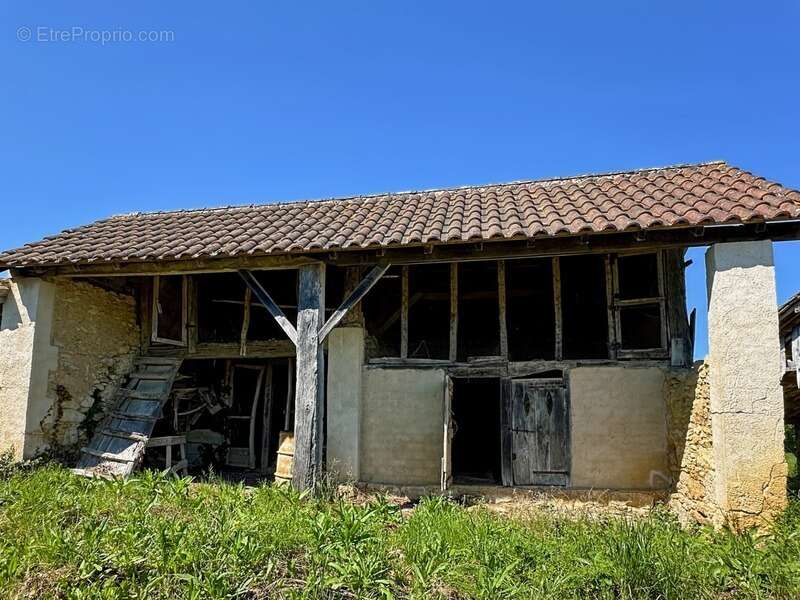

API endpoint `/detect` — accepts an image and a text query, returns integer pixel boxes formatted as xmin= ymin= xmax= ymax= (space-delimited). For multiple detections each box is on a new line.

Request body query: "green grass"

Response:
xmin=1 ymin=464 xmax=799 ymax=599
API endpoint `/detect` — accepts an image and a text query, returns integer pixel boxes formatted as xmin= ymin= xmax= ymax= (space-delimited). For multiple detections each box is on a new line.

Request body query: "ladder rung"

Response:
xmin=101 ymin=429 xmax=149 ymax=443
xmin=110 ymin=411 xmax=158 ymax=422
xmin=129 ymin=371 xmax=172 ymax=380
xmin=80 ymin=447 xmax=136 ymax=463
xmin=135 ymin=357 xmax=183 ymax=366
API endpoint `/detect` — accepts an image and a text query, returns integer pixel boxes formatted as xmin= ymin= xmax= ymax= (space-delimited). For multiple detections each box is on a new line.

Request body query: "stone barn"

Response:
xmin=1 ymin=161 xmax=799 ymax=530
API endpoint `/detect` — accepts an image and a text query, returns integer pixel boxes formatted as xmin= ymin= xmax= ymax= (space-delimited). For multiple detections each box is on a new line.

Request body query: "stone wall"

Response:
xmin=665 ymin=362 xmax=724 ymax=527
xmin=41 ymin=279 xmax=140 ymax=453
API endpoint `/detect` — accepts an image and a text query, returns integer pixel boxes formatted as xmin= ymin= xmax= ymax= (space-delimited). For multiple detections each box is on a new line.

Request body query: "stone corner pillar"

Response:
xmin=705 ymin=240 xmax=787 ymax=529
xmin=0 ymin=277 xmax=58 ymax=459
xmin=325 ymin=325 xmax=364 ymax=483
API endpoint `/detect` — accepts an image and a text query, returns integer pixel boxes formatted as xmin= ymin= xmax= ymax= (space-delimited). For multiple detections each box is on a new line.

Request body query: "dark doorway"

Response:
xmin=451 ymin=378 xmax=502 ymax=484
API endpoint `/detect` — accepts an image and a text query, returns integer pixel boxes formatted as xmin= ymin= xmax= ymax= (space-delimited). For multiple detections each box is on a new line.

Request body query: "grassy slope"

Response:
xmin=0 ymin=466 xmax=799 ymax=599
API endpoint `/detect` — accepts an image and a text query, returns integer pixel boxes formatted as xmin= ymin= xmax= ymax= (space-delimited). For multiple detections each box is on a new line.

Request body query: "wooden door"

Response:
xmin=441 ymin=375 xmax=454 ymax=491
xmin=503 ymin=378 xmax=569 ymax=486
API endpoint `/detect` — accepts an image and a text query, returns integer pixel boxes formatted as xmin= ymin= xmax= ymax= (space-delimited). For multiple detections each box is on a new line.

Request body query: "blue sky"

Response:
xmin=1 ymin=1 xmax=798 ymax=358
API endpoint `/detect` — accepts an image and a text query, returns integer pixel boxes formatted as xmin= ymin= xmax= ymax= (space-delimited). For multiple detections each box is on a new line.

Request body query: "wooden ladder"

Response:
xmin=74 ymin=356 xmax=183 ymax=478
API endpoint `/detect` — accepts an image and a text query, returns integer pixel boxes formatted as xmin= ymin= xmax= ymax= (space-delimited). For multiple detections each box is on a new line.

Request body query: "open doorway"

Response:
xmin=451 ymin=378 xmax=502 ymax=484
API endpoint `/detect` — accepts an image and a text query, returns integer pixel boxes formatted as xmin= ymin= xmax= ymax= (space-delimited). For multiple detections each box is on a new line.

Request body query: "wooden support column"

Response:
xmin=292 ymin=263 xmax=326 ymax=491
xmin=793 ymin=325 xmax=800 ymax=388
xmin=449 ymin=263 xmax=458 ymax=363
xmin=401 ymin=266 xmax=409 ymax=358
xmin=497 ymin=260 xmax=508 ymax=358
xmin=552 ymin=257 xmax=563 ymax=360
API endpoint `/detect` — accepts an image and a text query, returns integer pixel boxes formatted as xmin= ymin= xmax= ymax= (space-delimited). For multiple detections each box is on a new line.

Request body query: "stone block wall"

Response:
xmin=0 ymin=277 xmax=140 ymax=458
xmin=665 ymin=362 xmax=725 ymax=527
xmin=41 ymin=280 xmax=140 ymax=452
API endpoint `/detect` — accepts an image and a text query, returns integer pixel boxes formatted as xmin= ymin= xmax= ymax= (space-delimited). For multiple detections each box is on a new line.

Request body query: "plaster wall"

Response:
xmin=360 ymin=367 xmax=445 ymax=486
xmin=570 ymin=366 xmax=670 ymax=489
xmin=0 ymin=278 xmax=57 ymax=457
xmin=706 ymin=240 xmax=787 ymax=529
xmin=326 ymin=326 xmax=364 ymax=480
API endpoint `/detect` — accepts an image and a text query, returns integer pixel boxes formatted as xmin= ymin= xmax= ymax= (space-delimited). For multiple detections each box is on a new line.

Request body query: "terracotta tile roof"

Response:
xmin=1 ymin=161 xmax=799 ymax=269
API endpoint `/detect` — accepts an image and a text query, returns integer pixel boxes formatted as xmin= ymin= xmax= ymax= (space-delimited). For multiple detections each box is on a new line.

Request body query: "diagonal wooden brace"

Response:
xmin=238 ymin=270 xmax=298 ymax=345
xmin=318 ymin=264 xmax=390 ymax=343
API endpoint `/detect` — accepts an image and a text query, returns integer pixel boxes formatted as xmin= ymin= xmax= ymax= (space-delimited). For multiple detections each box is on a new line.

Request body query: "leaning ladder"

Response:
xmin=74 ymin=356 xmax=183 ymax=478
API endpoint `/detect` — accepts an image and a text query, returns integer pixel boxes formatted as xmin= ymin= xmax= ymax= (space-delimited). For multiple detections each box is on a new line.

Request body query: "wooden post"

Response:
xmin=240 ymin=286 xmax=252 ymax=356
xmin=401 ymin=266 xmax=409 ymax=358
xmin=552 ymin=257 xmax=563 ymax=360
xmin=604 ymin=255 xmax=617 ymax=359
xmin=450 ymin=263 xmax=458 ymax=362
xmin=341 ymin=267 xmax=365 ymax=327
xmin=292 ymin=263 xmax=326 ymax=491
xmin=497 ymin=260 xmax=508 ymax=358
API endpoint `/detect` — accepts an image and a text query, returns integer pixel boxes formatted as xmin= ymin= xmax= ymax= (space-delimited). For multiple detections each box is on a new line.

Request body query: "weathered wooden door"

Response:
xmin=441 ymin=375 xmax=454 ymax=491
xmin=502 ymin=378 xmax=569 ymax=486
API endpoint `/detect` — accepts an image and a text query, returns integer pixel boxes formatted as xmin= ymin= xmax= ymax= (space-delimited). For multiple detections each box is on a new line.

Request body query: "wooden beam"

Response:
xmin=604 ymin=255 xmax=617 ymax=359
xmin=292 ymin=263 xmax=326 ymax=492
xmin=318 ymin=264 xmax=389 ymax=343
xmin=793 ymin=326 xmax=800 ymax=388
xmin=238 ymin=270 xmax=298 ymax=345
xmin=240 ymin=286 xmax=252 ymax=356
xmin=497 ymin=260 xmax=508 ymax=359
xmin=450 ymin=263 xmax=458 ymax=363
xmin=552 ymin=257 xmax=563 ymax=361
xmin=401 ymin=266 xmax=409 ymax=359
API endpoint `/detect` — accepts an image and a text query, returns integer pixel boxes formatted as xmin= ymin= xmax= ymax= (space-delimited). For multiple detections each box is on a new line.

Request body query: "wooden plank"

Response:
xmin=441 ymin=375 xmax=453 ymax=491
xmin=401 ymin=266 xmax=409 ymax=358
xmin=261 ymin=363 xmax=274 ymax=474
xmin=500 ymin=379 xmax=513 ymax=486
xmin=449 ymin=263 xmax=458 ymax=363
xmin=80 ymin=447 xmax=135 ymax=463
xmin=238 ymin=270 xmax=298 ymax=345
xmin=497 ymin=260 xmax=508 ymax=359
xmin=101 ymin=429 xmax=148 ymax=443
xmin=605 ymin=255 xmax=617 ymax=359
xmin=793 ymin=326 xmax=800 ymax=388
xmin=292 ymin=263 xmax=326 ymax=491
xmin=552 ymin=257 xmax=563 ymax=361
xmin=318 ymin=263 xmax=390 ymax=342
xmin=240 ymin=286 xmax=252 ymax=356
xmin=147 ymin=435 xmax=188 ymax=447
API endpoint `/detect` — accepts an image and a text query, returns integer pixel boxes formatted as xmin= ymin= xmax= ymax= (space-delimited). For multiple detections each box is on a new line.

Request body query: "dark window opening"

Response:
xmin=363 ymin=266 xmax=402 ymax=357
xmin=617 ymin=253 xmax=659 ymax=299
xmin=506 ymin=258 xmax=555 ymax=361
xmin=616 ymin=253 xmax=664 ymax=352
xmin=561 ymin=255 xmax=609 ymax=359
xmin=154 ymin=275 xmax=185 ymax=343
xmin=457 ymin=261 xmax=500 ymax=360
xmin=451 ymin=378 xmax=502 ymax=484
xmin=408 ymin=264 xmax=451 ymax=359
xmin=248 ymin=270 xmax=298 ymax=341
xmin=196 ymin=273 xmax=247 ymax=343
xmin=620 ymin=304 xmax=662 ymax=349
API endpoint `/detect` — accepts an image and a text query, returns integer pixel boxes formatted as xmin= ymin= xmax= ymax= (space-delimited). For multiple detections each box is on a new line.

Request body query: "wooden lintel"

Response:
xmin=318 ymin=263 xmax=390 ymax=343
xmin=238 ymin=270 xmax=298 ymax=345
